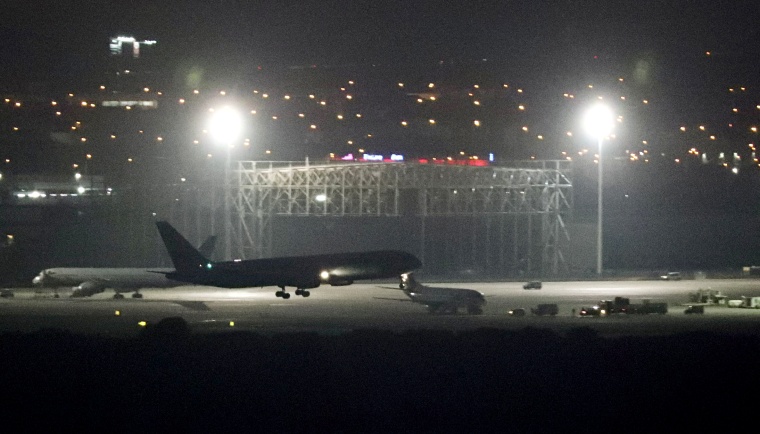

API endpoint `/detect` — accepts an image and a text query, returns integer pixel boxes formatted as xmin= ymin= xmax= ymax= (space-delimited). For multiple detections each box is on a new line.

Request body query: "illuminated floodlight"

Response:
xmin=583 ymin=103 xmax=615 ymax=277
xmin=208 ymin=106 xmax=243 ymax=145
xmin=315 ymin=194 xmax=327 ymax=202
xmin=583 ymin=103 xmax=615 ymax=138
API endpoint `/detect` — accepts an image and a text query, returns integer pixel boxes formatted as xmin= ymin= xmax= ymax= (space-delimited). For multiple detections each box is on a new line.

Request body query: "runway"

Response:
xmin=3 ymin=278 xmax=760 ymax=337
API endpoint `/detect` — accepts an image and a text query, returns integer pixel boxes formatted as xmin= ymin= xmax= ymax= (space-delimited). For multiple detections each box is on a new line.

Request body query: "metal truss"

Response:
xmin=230 ymin=160 xmax=573 ymax=276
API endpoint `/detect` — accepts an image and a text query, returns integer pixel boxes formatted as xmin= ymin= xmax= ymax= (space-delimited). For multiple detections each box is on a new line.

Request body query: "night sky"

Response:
xmin=3 ymin=1 xmax=759 ymax=86
xmin=3 ymin=1 xmax=760 ymax=273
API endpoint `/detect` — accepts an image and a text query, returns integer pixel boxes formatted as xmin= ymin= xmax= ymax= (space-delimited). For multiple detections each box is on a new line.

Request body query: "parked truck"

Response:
xmin=627 ymin=299 xmax=668 ymax=314
xmin=598 ymin=297 xmax=631 ymax=315
xmin=595 ymin=297 xmax=667 ymax=315
xmin=727 ymin=296 xmax=760 ymax=308
xmin=531 ymin=303 xmax=558 ymax=316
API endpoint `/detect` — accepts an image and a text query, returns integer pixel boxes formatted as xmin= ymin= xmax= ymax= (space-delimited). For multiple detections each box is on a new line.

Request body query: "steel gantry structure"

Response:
xmin=225 ymin=160 xmax=573 ymax=277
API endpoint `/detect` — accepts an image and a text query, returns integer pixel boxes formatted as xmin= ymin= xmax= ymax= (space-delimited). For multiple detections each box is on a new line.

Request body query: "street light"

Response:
xmin=208 ymin=106 xmax=243 ymax=261
xmin=583 ymin=103 xmax=615 ymax=276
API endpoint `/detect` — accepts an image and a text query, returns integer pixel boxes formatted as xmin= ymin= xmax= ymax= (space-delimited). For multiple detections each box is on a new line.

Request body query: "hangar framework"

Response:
xmin=221 ymin=160 xmax=573 ymax=276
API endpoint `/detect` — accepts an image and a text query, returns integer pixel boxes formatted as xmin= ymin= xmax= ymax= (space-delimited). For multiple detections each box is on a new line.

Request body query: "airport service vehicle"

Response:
xmin=741 ymin=296 xmax=760 ymax=308
xmin=579 ymin=305 xmax=602 ymax=317
xmin=684 ymin=305 xmax=704 ymax=314
xmin=688 ymin=288 xmax=726 ymax=305
xmin=590 ymin=297 xmax=667 ymax=315
xmin=598 ymin=297 xmax=631 ymax=314
xmin=508 ymin=308 xmax=526 ymax=317
xmin=531 ymin=303 xmax=558 ymax=316
xmin=726 ymin=296 xmax=760 ymax=309
xmin=660 ymin=271 xmax=682 ymax=281
xmin=523 ymin=281 xmax=542 ymax=290
xmin=627 ymin=300 xmax=668 ymax=314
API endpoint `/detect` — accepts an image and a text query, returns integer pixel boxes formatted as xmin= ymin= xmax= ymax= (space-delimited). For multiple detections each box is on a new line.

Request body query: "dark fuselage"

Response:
xmin=167 ymin=250 xmax=422 ymax=289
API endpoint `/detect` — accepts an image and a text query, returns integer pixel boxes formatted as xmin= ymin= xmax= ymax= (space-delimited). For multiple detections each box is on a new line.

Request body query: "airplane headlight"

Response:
xmin=320 ymin=270 xmax=330 ymax=281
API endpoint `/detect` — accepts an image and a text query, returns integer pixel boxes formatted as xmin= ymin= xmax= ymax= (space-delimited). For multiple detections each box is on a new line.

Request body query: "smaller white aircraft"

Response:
xmin=31 ymin=235 xmax=216 ymax=299
xmin=376 ymin=273 xmax=486 ymax=315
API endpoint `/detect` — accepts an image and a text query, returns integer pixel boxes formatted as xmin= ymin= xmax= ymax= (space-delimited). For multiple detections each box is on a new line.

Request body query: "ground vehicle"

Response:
xmin=592 ymin=297 xmax=667 ymax=315
xmin=508 ymin=308 xmax=526 ymax=317
xmin=684 ymin=305 xmax=704 ymax=314
xmin=727 ymin=296 xmax=760 ymax=308
xmin=598 ymin=297 xmax=631 ymax=314
xmin=579 ymin=306 xmax=602 ymax=316
xmin=523 ymin=281 xmax=542 ymax=290
xmin=742 ymin=296 xmax=760 ymax=308
xmin=628 ymin=300 xmax=668 ymax=314
xmin=688 ymin=288 xmax=726 ymax=304
xmin=531 ymin=303 xmax=558 ymax=316
xmin=660 ymin=272 xmax=682 ymax=281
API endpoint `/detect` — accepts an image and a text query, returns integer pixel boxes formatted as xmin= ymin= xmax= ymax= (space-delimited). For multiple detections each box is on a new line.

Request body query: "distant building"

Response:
xmin=109 ymin=36 xmax=156 ymax=59
xmin=108 ymin=35 xmax=159 ymax=93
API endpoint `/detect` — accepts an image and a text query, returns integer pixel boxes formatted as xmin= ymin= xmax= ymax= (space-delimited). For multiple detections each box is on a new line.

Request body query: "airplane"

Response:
xmin=376 ymin=273 xmax=486 ymax=315
xmin=31 ymin=235 xmax=217 ymax=299
xmin=155 ymin=220 xmax=422 ymax=299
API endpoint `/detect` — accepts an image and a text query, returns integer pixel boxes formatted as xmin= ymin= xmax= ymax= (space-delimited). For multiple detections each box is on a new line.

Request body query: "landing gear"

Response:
xmin=428 ymin=305 xmax=458 ymax=315
xmin=131 ymin=292 xmax=143 ymax=299
xmin=113 ymin=293 xmax=125 ymax=299
xmin=275 ymin=286 xmax=291 ymax=299
xmin=276 ymin=287 xmax=311 ymax=298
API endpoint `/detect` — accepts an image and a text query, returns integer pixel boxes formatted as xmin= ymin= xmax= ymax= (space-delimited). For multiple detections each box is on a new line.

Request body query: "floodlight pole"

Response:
xmin=224 ymin=147 xmax=232 ymax=261
xmin=596 ymin=136 xmax=603 ymax=276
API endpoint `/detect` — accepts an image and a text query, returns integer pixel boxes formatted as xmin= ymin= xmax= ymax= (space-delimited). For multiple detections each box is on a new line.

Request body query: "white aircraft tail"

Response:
xmin=400 ymin=273 xmax=422 ymax=292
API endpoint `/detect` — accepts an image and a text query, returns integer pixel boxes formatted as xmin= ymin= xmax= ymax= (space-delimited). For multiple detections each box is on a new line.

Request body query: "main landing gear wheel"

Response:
xmin=275 ymin=289 xmax=291 ymax=299
xmin=114 ymin=293 xmax=125 ymax=299
xmin=295 ymin=289 xmax=311 ymax=297
xmin=131 ymin=292 xmax=143 ymax=299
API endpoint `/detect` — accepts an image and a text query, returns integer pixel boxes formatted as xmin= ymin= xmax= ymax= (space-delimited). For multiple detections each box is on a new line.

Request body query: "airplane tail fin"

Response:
xmin=400 ymin=273 xmax=421 ymax=291
xmin=156 ymin=221 xmax=212 ymax=274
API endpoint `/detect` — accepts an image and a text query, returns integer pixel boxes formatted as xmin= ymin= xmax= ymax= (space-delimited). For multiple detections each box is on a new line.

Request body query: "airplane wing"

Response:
xmin=373 ymin=297 xmax=411 ymax=302
xmin=169 ymin=300 xmax=211 ymax=311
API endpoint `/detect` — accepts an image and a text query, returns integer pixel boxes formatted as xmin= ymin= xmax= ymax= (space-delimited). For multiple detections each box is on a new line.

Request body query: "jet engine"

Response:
xmin=71 ymin=281 xmax=107 ymax=297
xmin=329 ymin=278 xmax=354 ymax=286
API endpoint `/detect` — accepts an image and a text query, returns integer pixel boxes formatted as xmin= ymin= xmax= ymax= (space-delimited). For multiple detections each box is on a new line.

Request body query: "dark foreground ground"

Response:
xmin=2 ymin=318 xmax=758 ymax=433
